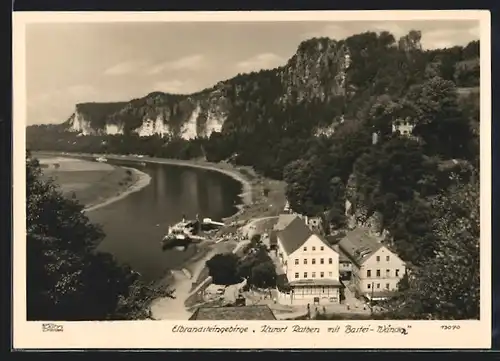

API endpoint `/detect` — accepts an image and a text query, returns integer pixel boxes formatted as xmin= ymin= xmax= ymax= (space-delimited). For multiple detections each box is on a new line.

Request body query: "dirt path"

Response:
xmin=150 ymin=216 xmax=278 ymax=320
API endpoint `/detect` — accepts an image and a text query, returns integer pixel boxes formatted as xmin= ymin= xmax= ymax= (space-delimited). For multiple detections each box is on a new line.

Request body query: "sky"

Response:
xmin=25 ymin=20 xmax=480 ymax=125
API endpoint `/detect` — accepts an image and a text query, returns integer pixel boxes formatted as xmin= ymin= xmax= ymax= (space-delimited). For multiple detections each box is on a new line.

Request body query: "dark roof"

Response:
xmin=189 ymin=305 xmax=277 ymax=320
xmin=269 ymin=231 xmax=278 ymax=245
xmin=276 ymin=217 xmax=313 ymax=254
xmin=289 ymin=279 xmax=343 ymax=287
xmin=332 ymin=244 xmax=351 ymax=263
xmin=338 ymin=228 xmax=384 ymax=267
xmin=273 ymin=214 xmax=300 ymax=231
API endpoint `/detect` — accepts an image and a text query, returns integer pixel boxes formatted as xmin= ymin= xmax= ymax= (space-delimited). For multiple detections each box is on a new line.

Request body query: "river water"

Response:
xmin=85 ymin=160 xmax=242 ymax=282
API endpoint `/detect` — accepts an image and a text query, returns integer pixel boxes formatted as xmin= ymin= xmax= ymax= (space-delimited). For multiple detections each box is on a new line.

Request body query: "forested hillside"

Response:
xmin=27 ymin=32 xmax=479 ymax=178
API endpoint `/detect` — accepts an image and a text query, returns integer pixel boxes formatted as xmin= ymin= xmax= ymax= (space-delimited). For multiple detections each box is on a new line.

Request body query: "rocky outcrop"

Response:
xmin=59 ymin=37 xmax=355 ymax=140
xmin=279 ymin=38 xmax=351 ymax=104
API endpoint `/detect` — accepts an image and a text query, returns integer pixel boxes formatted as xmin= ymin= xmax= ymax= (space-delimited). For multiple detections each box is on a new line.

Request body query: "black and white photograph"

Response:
xmin=14 ymin=10 xmax=490 ymax=349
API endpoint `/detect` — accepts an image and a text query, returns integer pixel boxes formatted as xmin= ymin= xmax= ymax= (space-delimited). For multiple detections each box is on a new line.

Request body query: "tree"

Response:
xmin=26 ymin=151 xmax=170 ymax=320
xmin=206 ymin=253 xmax=241 ymax=285
xmin=402 ymin=76 xmax=472 ymax=159
xmin=250 ymin=262 xmax=277 ymax=289
xmin=385 ymin=181 xmax=479 ymax=319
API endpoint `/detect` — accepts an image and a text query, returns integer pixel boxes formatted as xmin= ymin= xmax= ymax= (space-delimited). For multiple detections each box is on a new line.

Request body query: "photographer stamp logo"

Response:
xmin=42 ymin=323 xmax=64 ymax=333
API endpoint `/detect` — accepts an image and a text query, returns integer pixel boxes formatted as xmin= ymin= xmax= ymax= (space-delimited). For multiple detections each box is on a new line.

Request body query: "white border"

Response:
xmin=13 ymin=10 xmax=492 ymax=349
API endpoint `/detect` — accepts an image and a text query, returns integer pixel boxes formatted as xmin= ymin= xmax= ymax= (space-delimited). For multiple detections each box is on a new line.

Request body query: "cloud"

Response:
xmin=147 ymin=54 xmax=207 ymax=75
xmin=152 ymin=79 xmax=200 ymax=94
xmin=468 ymin=26 xmax=480 ymax=38
xmin=300 ymin=21 xmax=480 ymax=50
xmin=420 ymin=27 xmax=480 ymax=49
xmin=235 ymin=53 xmax=285 ymax=73
xmin=300 ymin=24 xmax=356 ymax=42
xmin=29 ymin=84 xmax=96 ymax=107
xmin=27 ymin=84 xmax=97 ymax=124
xmin=103 ymin=60 xmax=149 ymax=76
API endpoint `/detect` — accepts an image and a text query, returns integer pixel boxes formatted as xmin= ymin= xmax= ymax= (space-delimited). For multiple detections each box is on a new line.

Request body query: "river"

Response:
xmin=85 ymin=160 xmax=242 ymax=282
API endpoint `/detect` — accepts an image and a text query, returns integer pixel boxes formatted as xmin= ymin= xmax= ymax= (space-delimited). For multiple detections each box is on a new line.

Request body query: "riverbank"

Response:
xmin=36 ymin=154 xmax=152 ymax=212
xmin=83 ymin=166 xmax=152 ymax=212
xmin=37 ymin=151 xmax=286 ymax=224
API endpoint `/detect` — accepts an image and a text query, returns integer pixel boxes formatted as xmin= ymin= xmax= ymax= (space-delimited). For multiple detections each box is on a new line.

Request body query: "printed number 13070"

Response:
xmin=441 ymin=325 xmax=461 ymax=331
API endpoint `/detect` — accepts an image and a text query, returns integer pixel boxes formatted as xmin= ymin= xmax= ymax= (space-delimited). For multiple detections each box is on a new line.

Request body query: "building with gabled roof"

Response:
xmin=338 ymin=228 xmax=406 ymax=301
xmin=274 ymin=215 xmax=342 ymax=305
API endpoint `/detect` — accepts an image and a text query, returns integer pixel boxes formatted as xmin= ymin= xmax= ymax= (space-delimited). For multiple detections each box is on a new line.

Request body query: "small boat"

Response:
xmin=138 ymin=161 xmax=147 ymax=166
xmin=96 ymin=156 xmax=108 ymax=163
xmin=161 ymin=233 xmax=190 ymax=250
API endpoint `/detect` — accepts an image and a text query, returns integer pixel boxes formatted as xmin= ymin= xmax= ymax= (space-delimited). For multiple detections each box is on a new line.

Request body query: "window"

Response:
xmin=320 ymin=246 xmax=324 ymax=251
xmin=303 ymin=247 xmax=307 ymax=251
xmin=376 ymin=283 xmax=380 ymax=289
xmin=312 ymin=258 xmax=316 ymax=265
xmin=367 ymin=270 xmax=372 ymax=277
xmin=312 ymin=272 xmax=316 ymax=278
xmin=385 ymin=283 xmax=390 ymax=290
xmin=320 ymin=258 xmax=324 ymax=264
xmin=376 ymin=256 xmax=380 ymax=262
xmin=295 ymin=273 xmax=299 ymax=279
xmin=304 ymin=259 xmax=308 ymax=265
xmin=295 ymin=259 xmax=299 ymax=265
xmin=386 ymin=255 xmax=390 ymax=262
xmin=304 ymin=272 xmax=308 ymax=278
xmin=328 ymin=272 xmax=333 ymax=277
xmin=312 ymin=246 xmax=316 ymax=251
xmin=329 ymin=258 xmax=333 ymax=264
xmin=367 ymin=283 xmax=371 ymax=289
xmin=386 ymin=269 xmax=390 ymax=277
xmin=320 ymin=272 xmax=324 ymax=278
xmin=395 ymin=269 xmax=400 ymax=277
xmin=376 ymin=269 xmax=381 ymax=277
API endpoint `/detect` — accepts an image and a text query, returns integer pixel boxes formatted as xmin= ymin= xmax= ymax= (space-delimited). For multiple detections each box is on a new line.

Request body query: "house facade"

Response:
xmin=338 ymin=228 xmax=406 ymax=301
xmin=274 ymin=215 xmax=342 ymax=305
xmin=392 ymin=118 xmax=415 ymax=136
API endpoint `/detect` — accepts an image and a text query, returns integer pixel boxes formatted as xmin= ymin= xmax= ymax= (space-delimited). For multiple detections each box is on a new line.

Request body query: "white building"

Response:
xmin=273 ymin=215 xmax=342 ymax=305
xmin=392 ymin=118 xmax=414 ymax=136
xmin=338 ymin=228 xmax=406 ymax=302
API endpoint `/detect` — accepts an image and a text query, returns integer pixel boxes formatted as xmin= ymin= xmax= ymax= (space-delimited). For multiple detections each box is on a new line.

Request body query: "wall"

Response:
xmin=356 ymin=247 xmax=406 ymax=294
xmin=277 ymin=287 xmax=340 ymax=305
xmin=285 ymin=235 xmax=339 ymax=282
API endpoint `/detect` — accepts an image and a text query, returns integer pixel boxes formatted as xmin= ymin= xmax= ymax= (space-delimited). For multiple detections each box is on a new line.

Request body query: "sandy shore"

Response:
xmin=83 ymin=166 xmax=152 ymax=213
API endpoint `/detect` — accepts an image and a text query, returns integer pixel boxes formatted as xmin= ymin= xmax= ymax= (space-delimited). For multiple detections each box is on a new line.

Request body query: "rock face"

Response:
xmin=278 ymin=38 xmax=351 ymax=104
xmin=60 ymin=37 xmax=352 ymax=140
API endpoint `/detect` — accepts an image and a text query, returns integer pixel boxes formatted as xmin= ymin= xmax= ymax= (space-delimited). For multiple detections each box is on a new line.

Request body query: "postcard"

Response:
xmin=13 ymin=9 xmax=491 ymax=349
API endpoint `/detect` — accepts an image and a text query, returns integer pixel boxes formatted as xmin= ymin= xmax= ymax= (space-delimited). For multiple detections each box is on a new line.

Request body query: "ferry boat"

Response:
xmin=96 ymin=156 xmax=108 ymax=163
xmin=161 ymin=232 xmax=190 ymax=249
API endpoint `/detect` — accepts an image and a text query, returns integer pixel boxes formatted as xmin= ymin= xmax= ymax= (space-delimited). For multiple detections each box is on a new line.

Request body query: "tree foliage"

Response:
xmin=206 ymin=253 xmax=241 ymax=285
xmin=26 ymin=152 xmax=170 ymax=320
xmin=385 ymin=182 xmax=479 ymax=319
xmin=236 ymin=245 xmax=277 ymax=289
